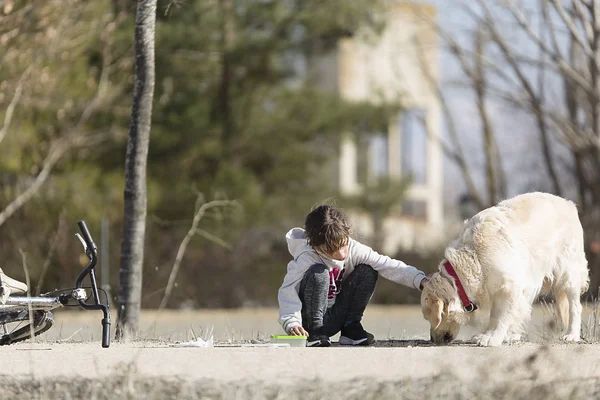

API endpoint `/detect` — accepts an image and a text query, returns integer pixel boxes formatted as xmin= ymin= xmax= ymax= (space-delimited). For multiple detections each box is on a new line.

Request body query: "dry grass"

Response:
xmin=1 ymin=365 xmax=599 ymax=400
xmin=47 ymin=303 xmax=600 ymax=343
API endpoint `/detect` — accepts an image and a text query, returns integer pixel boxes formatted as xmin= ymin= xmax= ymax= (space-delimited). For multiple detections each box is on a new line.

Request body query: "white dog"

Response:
xmin=421 ymin=192 xmax=589 ymax=347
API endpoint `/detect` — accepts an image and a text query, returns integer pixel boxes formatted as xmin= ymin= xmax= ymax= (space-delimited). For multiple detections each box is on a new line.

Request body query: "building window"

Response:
xmin=402 ymin=199 xmax=427 ymax=219
xmin=356 ymin=134 xmax=369 ymax=186
xmin=400 ymin=108 xmax=428 ymax=185
xmin=369 ymin=134 xmax=388 ymax=179
xmin=356 ymin=133 xmax=388 ymax=186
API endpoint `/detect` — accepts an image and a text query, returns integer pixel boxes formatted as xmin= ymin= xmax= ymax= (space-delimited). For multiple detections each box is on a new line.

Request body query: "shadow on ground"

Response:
xmin=212 ymin=338 xmax=475 ymax=347
xmin=332 ymin=339 xmax=475 ymax=347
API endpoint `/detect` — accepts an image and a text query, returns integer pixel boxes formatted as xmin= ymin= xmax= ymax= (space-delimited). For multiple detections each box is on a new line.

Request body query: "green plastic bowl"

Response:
xmin=270 ymin=335 xmax=307 ymax=347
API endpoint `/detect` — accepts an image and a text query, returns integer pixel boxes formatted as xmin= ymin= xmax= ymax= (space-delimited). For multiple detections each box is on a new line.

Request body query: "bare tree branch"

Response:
xmin=550 ymin=0 xmax=595 ymax=58
xmin=412 ymin=35 xmax=485 ymax=210
xmin=0 ymin=66 xmax=31 ymax=146
xmin=35 ymin=210 xmax=65 ymax=295
xmin=473 ymin=25 xmax=498 ymax=204
xmin=414 ymin=0 xmax=600 ymax=288
xmin=195 ymin=228 xmax=232 ymax=250
xmin=0 ymin=132 xmax=109 ymax=227
xmin=413 ymin=1 xmax=517 ymax=207
xmin=476 ymin=80 xmax=595 ymax=150
xmin=76 ymin=44 xmax=113 ymax=130
xmin=0 ymin=143 xmax=63 ymax=227
xmin=0 ymin=30 xmax=117 ymax=228
xmin=413 ymin=2 xmax=522 ymax=90
xmin=473 ymin=0 xmax=563 ymax=194
xmin=158 ymin=196 xmax=237 ymax=310
xmin=500 ymin=0 xmax=596 ymax=97
xmin=542 ymin=0 xmax=564 ymax=55
xmin=539 ymin=0 xmax=563 ymax=195
xmin=573 ymin=0 xmax=595 ymax=43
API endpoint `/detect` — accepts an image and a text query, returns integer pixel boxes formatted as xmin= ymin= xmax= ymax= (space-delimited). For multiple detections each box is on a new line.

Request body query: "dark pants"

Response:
xmin=299 ymin=263 xmax=378 ymax=337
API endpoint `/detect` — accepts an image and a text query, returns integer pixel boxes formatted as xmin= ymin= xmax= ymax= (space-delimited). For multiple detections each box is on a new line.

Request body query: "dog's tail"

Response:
xmin=556 ymin=291 xmax=569 ymax=330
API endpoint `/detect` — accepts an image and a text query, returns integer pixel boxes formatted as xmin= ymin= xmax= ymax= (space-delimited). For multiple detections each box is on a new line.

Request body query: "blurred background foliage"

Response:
xmin=0 ymin=0 xmax=431 ymax=308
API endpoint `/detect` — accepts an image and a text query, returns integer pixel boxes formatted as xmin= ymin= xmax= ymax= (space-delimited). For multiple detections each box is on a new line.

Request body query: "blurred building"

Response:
xmin=312 ymin=2 xmax=445 ymax=253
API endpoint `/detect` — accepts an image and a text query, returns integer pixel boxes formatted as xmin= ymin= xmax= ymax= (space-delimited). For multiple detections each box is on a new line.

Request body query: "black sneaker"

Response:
xmin=307 ymin=333 xmax=331 ymax=347
xmin=339 ymin=322 xmax=375 ymax=346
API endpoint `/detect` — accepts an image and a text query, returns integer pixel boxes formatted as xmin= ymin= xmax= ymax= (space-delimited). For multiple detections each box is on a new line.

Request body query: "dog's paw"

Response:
xmin=504 ymin=333 xmax=522 ymax=344
xmin=562 ymin=333 xmax=581 ymax=342
xmin=473 ymin=333 xmax=503 ymax=347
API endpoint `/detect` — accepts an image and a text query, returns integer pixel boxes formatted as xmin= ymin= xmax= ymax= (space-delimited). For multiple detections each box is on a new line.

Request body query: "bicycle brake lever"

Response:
xmin=75 ymin=233 xmax=88 ymax=252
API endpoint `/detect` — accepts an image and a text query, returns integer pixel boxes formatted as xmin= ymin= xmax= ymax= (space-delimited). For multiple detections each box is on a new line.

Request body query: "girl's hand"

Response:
xmin=288 ymin=326 xmax=308 ymax=336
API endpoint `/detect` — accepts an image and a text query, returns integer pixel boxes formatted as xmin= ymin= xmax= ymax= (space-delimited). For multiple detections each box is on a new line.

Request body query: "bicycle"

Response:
xmin=0 ymin=220 xmax=111 ymax=347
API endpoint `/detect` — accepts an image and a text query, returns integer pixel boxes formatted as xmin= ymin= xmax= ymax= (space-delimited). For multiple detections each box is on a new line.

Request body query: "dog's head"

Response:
xmin=420 ymin=272 xmax=464 ymax=345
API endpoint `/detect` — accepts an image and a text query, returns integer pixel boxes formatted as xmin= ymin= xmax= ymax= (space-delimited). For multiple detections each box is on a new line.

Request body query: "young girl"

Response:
xmin=277 ymin=205 xmax=428 ymax=347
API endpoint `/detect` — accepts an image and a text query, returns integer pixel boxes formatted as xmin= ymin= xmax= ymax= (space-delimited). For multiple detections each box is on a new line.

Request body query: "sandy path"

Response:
xmin=2 ymin=306 xmax=600 ymax=398
xmin=2 ymin=341 xmax=599 ymax=383
xmin=1 ymin=341 xmax=600 ymax=399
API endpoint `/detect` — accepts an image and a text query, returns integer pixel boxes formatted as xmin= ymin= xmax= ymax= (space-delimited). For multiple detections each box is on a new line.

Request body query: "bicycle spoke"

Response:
xmin=3 ymin=320 xmax=25 ymax=335
xmin=0 ymin=311 xmax=54 ymax=345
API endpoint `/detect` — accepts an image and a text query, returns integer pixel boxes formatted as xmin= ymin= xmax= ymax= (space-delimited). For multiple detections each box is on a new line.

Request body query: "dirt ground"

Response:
xmin=2 ymin=305 xmax=600 ymax=399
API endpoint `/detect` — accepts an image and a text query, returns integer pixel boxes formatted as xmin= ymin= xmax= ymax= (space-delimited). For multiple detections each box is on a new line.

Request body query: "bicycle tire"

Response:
xmin=0 ymin=310 xmax=54 ymax=345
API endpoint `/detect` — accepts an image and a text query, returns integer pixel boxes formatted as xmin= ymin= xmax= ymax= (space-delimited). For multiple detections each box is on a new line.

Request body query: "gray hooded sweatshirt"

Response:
xmin=277 ymin=227 xmax=426 ymax=333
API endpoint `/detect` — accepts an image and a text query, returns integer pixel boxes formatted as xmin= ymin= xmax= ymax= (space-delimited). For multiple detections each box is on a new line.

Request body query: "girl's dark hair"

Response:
xmin=305 ymin=205 xmax=351 ymax=253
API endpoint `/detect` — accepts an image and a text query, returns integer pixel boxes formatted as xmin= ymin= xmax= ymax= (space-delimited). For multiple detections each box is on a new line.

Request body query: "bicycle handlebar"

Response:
xmin=77 ymin=220 xmax=97 ymax=254
xmin=75 ymin=220 xmax=111 ymax=348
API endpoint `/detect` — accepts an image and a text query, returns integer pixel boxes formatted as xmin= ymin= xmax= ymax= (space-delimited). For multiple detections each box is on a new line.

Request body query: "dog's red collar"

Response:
xmin=443 ymin=261 xmax=478 ymax=313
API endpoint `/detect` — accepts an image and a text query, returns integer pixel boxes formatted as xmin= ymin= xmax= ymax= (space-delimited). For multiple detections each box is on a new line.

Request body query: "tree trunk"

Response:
xmin=212 ymin=0 xmax=235 ymax=165
xmin=474 ymin=28 xmax=496 ymax=206
xmin=535 ymin=0 xmax=561 ymax=196
xmin=117 ymin=0 xmax=156 ymax=339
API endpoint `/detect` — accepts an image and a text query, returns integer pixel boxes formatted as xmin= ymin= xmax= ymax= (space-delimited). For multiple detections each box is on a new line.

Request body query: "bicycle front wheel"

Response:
xmin=0 ymin=310 xmax=54 ymax=345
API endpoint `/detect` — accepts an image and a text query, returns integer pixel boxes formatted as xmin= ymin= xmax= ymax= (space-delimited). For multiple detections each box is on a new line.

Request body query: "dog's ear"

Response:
xmin=428 ymin=298 xmax=443 ymax=330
